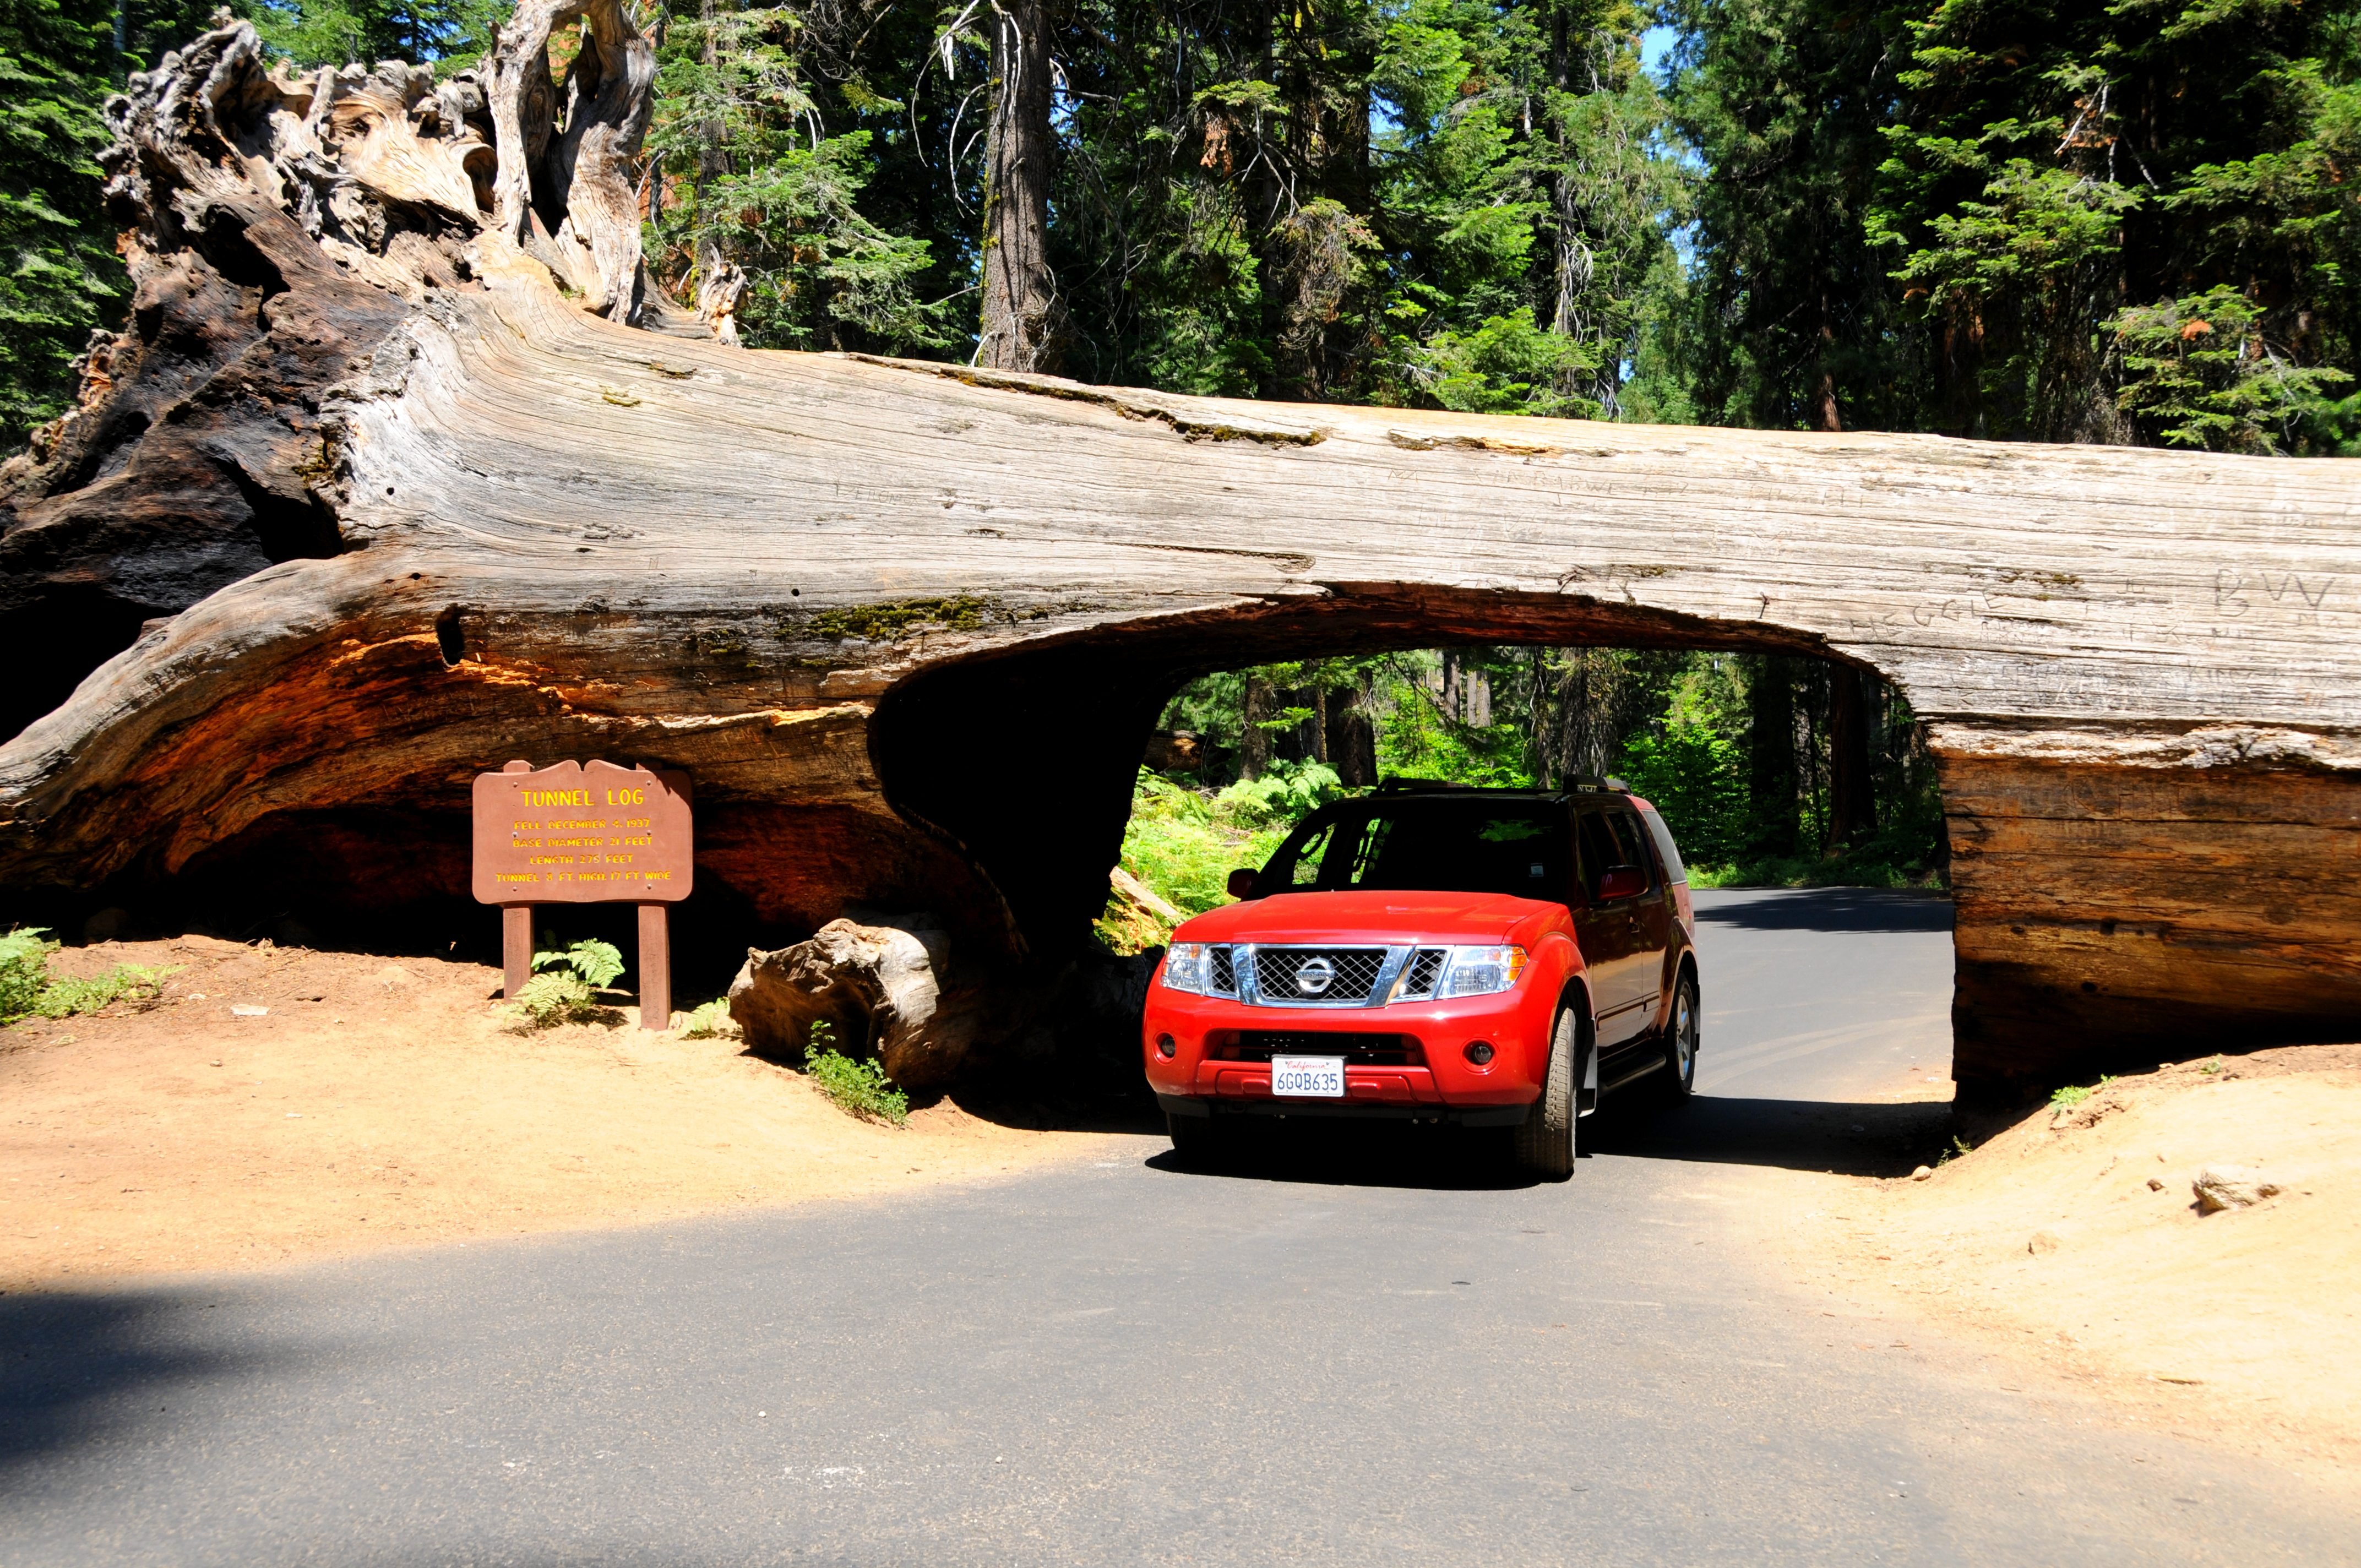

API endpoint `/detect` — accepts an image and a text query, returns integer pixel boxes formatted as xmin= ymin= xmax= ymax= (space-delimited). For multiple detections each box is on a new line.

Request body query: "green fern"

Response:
xmin=503 ymin=938 xmax=628 ymax=1028
xmin=535 ymin=939 xmax=625 ymax=989
xmin=677 ymin=998 xmax=737 ymax=1038
xmin=510 ymin=971 xmax=597 ymax=1026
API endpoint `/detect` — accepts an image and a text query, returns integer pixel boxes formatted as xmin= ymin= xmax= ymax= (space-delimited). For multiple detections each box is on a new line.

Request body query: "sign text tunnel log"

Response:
xmin=472 ymin=759 xmax=694 ymax=1030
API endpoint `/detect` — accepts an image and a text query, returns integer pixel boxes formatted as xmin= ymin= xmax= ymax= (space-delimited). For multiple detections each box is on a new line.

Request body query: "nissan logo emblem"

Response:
xmin=1294 ymin=957 xmax=1335 ymax=996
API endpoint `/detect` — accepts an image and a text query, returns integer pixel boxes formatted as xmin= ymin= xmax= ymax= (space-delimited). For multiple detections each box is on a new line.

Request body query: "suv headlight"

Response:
xmin=1437 ymin=945 xmax=1528 ymax=999
xmin=1162 ymin=943 xmax=1211 ymax=995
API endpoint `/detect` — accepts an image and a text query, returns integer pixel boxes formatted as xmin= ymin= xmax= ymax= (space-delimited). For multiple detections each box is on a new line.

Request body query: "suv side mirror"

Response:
xmin=1598 ymin=865 xmax=1647 ymax=902
xmin=1226 ymin=867 xmax=1260 ymax=900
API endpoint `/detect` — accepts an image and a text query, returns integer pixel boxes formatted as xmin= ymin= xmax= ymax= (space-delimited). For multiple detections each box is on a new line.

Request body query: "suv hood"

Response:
xmin=1173 ymin=889 xmax=1558 ymax=946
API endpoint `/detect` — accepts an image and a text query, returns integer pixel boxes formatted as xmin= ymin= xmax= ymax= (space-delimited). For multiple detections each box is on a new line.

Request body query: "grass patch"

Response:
xmin=2048 ymin=1075 xmax=2118 ymax=1120
xmin=0 ymin=928 xmax=175 ymax=1025
xmin=799 ymin=1019 xmax=909 ymax=1125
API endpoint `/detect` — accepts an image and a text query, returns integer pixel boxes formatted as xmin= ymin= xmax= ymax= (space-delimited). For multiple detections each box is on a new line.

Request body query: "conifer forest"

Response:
xmin=6 ymin=0 xmax=2356 ymax=900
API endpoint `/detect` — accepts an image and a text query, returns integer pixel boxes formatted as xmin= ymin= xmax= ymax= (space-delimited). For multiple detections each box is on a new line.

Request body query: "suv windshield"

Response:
xmin=1263 ymin=799 xmax=1574 ymax=899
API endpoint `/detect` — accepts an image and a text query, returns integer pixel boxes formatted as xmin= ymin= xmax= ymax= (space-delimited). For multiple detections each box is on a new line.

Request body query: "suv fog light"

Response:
xmin=1156 ymin=1033 xmax=1177 ymax=1058
xmin=1464 ymin=1041 xmax=1495 ymax=1066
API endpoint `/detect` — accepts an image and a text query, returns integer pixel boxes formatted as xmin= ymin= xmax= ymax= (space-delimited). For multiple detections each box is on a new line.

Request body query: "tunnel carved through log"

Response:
xmin=2 ymin=14 xmax=2357 ymax=1088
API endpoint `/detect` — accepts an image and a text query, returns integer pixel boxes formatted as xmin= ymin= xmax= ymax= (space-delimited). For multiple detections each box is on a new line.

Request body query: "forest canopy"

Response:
xmin=6 ymin=0 xmax=2356 ymax=453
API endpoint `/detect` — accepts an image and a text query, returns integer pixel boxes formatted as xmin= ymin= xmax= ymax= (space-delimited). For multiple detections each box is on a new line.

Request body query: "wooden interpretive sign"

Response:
xmin=471 ymin=759 xmax=693 ymax=1030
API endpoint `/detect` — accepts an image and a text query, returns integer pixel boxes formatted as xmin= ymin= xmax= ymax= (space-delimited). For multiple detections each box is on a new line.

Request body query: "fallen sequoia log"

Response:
xmin=3 ymin=12 xmax=2358 ymax=1090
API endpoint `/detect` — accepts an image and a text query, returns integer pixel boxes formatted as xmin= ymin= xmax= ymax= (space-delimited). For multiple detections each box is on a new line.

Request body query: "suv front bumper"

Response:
xmin=1142 ymin=984 xmax=1557 ymax=1114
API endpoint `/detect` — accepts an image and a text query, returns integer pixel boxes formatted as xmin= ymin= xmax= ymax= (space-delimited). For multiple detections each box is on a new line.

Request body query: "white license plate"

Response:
xmin=1270 ymin=1055 xmax=1346 ymax=1098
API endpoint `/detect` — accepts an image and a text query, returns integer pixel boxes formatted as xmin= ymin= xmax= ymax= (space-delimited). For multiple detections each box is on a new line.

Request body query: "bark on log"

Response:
xmin=3 ymin=13 xmax=2359 ymax=1090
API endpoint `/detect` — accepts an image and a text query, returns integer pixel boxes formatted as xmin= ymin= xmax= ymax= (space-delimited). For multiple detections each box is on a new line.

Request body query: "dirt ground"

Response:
xmin=12 ymin=937 xmax=2358 ymax=1485
xmin=1782 ymin=1044 xmax=2361 ymax=1480
xmin=1 ymin=937 xmax=1122 ymax=1288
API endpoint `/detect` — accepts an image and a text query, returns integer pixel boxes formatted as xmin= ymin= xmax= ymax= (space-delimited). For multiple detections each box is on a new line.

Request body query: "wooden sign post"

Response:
xmin=471 ymin=759 xmax=694 ymax=1030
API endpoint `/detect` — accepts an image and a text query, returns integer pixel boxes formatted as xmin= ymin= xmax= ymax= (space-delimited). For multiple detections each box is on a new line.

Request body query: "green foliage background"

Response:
xmin=9 ymin=0 xmax=2354 ymax=450
xmin=1127 ymin=648 xmax=1946 ymax=929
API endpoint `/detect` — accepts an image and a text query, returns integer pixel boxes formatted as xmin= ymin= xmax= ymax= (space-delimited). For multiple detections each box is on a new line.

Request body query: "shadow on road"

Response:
xmin=1128 ymin=1090 xmax=1956 ymax=1189
xmin=1142 ymin=1120 xmax=1545 ymax=1191
xmin=944 ymin=1080 xmax=1167 ymax=1136
xmin=0 ymin=1288 xmax=260 ymax=1482
xmin=1589 ymin=1092 xmax=1955 ymax=1177
xmin=1693 ymin=888 xmax=1954 ymax=934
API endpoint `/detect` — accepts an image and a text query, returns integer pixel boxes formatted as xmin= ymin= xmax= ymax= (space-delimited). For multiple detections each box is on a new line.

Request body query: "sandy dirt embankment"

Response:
xmin=1783 ymin=1045 xmax=2361 ymax=1476
xmin=2 ymin=938 xmax=1120 ymax=1287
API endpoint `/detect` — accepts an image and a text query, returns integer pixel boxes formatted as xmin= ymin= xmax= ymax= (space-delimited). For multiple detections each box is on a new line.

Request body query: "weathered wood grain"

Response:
xmin=2 ymin=14 xmax=2357 ymax=1086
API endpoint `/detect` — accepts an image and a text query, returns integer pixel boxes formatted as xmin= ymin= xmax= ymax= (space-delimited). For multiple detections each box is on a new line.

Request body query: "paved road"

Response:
xmin=6 ymin=890 xmax=2355 ymax=1565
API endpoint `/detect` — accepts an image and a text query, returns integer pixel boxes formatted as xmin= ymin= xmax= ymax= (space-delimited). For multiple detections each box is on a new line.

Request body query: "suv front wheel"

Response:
xmin=1661 ymin=969 xmax=1699 ymax=1102
xmin=1511 ymin=1008 xmax=1580 ymax=1180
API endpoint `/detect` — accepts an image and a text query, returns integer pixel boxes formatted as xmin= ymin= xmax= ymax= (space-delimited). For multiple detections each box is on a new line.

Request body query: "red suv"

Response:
xmin=1141 ymin=781 xmax=1699 ymax=1178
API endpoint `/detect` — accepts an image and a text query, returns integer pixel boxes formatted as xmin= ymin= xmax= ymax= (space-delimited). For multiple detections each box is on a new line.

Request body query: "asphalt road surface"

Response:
xmin=6 ymin=889 xmax=2355 ymax=1565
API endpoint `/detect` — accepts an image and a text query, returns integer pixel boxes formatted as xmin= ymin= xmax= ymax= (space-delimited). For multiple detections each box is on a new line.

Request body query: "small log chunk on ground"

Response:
xmin=728 ymin=918 xmax=982 ymax=1091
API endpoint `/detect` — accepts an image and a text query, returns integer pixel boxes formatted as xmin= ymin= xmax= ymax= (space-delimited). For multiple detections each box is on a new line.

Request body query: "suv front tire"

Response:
xmin=1511 ymin=1008 xmax=1580 ymax=1180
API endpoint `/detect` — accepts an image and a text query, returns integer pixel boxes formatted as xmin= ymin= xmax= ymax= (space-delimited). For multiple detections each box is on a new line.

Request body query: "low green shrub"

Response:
xmin=0 ymin=928 xmax=50 ymax=1021
xmin=0 ymin=928 xmax=174 ymax=1025
xmin=1685 ymin=818 xmax=1950 ymax=891
xmin=800 ymin=1019 xmax=909 ymax=1125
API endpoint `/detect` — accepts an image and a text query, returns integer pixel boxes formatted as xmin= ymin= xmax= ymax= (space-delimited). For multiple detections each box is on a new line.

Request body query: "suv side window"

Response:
xmin=1573 ymin=809 xmax=1620 ymax=901
xmin=1636 ymin=805 xmax=1688 ymax=884
xmin=1267 ymin=818 xmax=1340 ymax=889
xmin=1605 ymin=808 xmax=1656 ymax=890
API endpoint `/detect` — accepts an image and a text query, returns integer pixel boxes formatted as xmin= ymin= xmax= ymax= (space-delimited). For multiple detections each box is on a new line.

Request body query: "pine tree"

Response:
xmin=1 ymin=0 xmax=122 ymax=453
xmin=1868 ymin=0 xmax=2360 ymax=451
xmin=639 ymin=0 xmax=949 ymax=353
xmin=1663 ymin=0 xmax=1918 ymax=433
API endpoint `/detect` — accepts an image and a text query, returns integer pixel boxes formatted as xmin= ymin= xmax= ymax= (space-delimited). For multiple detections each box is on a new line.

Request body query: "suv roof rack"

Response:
xmin=1373 ymin=775 xmax=1630 ymax=794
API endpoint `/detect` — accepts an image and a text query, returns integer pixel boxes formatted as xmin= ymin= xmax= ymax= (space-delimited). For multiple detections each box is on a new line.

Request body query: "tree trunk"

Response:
xmin=1809 ymin=293 xmax=1843 ymax=432
xmin=1325 ymin=680 xmax=1377 ymax=787
xmin=1241 ymin=677 xmax=1274 ymax=780
xmin=1746 ymin=656 xmax=1800 ymax=857
xmin=1826 ymin=665 xmax=1876 ymax=848
xmin=696 ymin=0 xmax=727 ymax=186
xmin=5 ymin=12 xmax=2361 ymax=1095
xmin=978 ymin=0 xmax=1060 ymax=373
